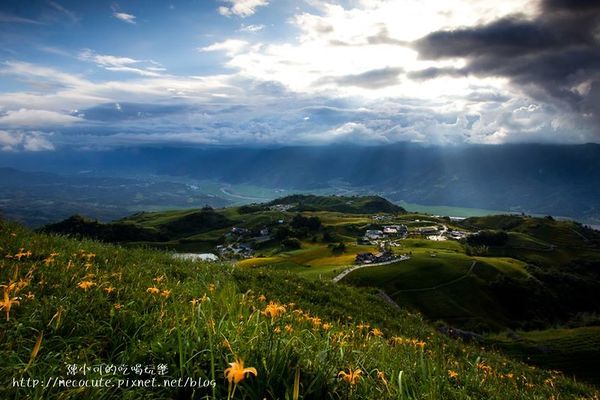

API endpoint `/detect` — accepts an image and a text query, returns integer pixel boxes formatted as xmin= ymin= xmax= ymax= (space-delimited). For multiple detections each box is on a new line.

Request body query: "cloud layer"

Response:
xmin=0 ymin=0 xmax=599 ymax=150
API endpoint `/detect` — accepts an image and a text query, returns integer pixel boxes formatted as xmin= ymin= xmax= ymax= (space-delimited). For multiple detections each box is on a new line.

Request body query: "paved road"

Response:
xmin=331 ymin=255 xmax=411 ymax=283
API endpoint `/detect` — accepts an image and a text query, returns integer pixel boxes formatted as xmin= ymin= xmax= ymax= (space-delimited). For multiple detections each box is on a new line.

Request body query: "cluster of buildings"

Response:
xmin=372 ymin=215 xmax=392 ymax=222
xmin=445 ymin=229 xmax=469 ymax=240
xmin=216 ymin=243 xmax=253 ymax=259
xmin=230 ymin=226 xmax=272 ymax=240
xmin=355 ymin=250 xmax=397 ymax=264
xmin=269 ymin=204 xmax=294 ymax=212
xmin=218 ymin=225 xmax=279 ymax=259
xmin=362 ymin=225 xmax=408 ymax=242
xmin=361 ymin=221 xmax=470 ymax=244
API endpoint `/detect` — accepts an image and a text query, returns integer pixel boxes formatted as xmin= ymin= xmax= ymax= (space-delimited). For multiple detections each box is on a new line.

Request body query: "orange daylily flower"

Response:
xmin=0 ymin=290 xmax=20 ymax=321
xmin=390 ymin=336 xmax=404 ymax=345
xmin=224 ymin=358 xmax=258 ymax=384
xmin=371 ymin=328 xmax=383 ymax=337
xmin=338 ymin=368 xmax=362 ymax=385
xmin=77 ymin=280 xmax=96 ymax=290
xmin=146 ymin=286 xmax=160 ymax=294
xmin=262 ymin=301 xmax=286 ymax=320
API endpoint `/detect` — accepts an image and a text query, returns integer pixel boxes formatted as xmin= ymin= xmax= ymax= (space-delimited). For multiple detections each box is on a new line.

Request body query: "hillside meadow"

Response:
xmin=1 ymin=220 xmax=598 ymax=399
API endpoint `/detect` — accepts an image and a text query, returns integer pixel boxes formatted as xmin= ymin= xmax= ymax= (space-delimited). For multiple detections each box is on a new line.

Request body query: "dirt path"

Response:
xmin=389 ymin=260 xmax=477 ymax=295
xmin=377 ymin=290 xmax=402 ymax=310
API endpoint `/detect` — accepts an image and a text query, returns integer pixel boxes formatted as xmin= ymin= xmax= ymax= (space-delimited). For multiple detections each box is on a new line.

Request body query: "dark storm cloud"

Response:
xmin=321 ymin=67 xmax=404 ymax=89
xmin=413 ymin=0 xmax=600 ymax=126
xmin=407 ymin=67 xmax=466 ymax=80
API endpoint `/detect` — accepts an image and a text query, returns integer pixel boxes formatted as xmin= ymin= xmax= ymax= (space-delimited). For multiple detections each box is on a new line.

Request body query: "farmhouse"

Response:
xmin=418 ymin=226 xmax=439 ymax=235
xmin=383 ymin=226 xmax=398 ymax=234
xmin=365 ymin=229 xmax=384 ymax=240
xmin=383 ymin=224 xmax=408 ymax=235
xmin=355 ymin=250 xmax=396 ymax=264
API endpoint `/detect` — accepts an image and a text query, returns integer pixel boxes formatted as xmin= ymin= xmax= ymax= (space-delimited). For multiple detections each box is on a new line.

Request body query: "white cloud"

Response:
xmin=1 ymin=60 xmax=88 ymax=88
xmin=78 ymin=49 xmax=164 ymax=77
xmin=0 ymin=109 xmax=82 ymax=127
xmin=239 ymin=24 xmax=265 ymax=33
xmin=113 ymin=12 xmax=136 ymax=24
xmin=199 ymin=40 xmax=250 ymax=56
xmin=0 ymin=130 xmax=21 ymax=150
xmin=0 ymin=0 xmax=596 ymax=149
xmin=309 ymin=122 xmax=390 ymax=144
xmin=0 ymin=130 xmax=54 ymax=151
xmin=23 ymin=133 xmax=55 ymax=151
xmin=218 ymin=0 xmax=269 ymax=18
xmin=207 ymin=0 xmax=539 ymax=99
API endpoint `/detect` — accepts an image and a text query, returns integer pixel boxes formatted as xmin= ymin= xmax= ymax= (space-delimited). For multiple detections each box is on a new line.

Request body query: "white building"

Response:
xmin=173 ymin=253 xmax=219 ymax=262
xmin=365 ymin=229 xmax=384 ymax=240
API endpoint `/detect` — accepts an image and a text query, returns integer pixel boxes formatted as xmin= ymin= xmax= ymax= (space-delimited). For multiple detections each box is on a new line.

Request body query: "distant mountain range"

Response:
xmin=2 ymin=143 xmax=599 ymax=225
xmin=0 ymin=167 xmax=231 ymax=226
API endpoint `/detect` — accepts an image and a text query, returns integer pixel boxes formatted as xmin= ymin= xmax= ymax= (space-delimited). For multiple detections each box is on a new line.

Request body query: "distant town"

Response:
xmin=182 ymin=206 xmax=472 ymax=265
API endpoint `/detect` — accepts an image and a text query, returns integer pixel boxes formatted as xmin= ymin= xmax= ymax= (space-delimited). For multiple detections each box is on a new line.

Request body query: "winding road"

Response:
xmin=331 ymin=255 xmax=411 ymax=283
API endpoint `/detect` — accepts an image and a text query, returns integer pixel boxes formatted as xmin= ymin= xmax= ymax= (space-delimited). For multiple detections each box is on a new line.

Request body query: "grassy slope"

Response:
xmin=1 ymin=221 xmax=597 ymax=399
xmin=344 ymin=250 xmax=530 ymax=331
xmin=237 ymin=242 xmax=376 ymax=279
xmin=486 ymin=327 xmax=600 ymax=384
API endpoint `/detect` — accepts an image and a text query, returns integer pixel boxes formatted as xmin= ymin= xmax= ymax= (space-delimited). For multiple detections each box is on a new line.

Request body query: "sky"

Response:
xmin=0 ymin=0 xmax=599 ymax=151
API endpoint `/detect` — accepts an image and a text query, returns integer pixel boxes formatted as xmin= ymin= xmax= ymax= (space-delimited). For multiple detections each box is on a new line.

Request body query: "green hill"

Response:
xmin=40 ymin=195 xmax=405 ymax=254
xmin=1 ymin=219 xmax=598 ymax=399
